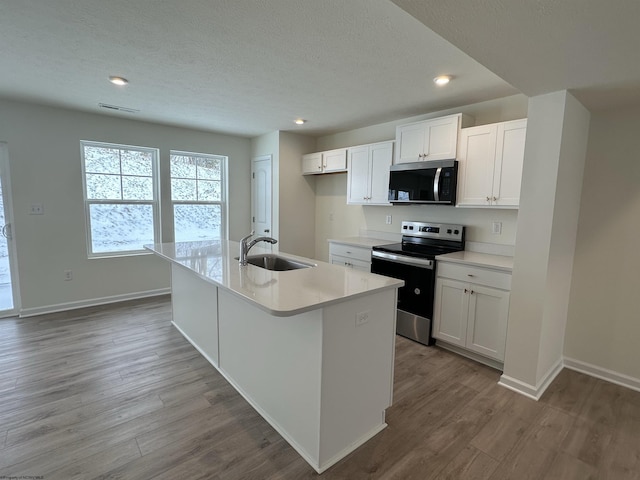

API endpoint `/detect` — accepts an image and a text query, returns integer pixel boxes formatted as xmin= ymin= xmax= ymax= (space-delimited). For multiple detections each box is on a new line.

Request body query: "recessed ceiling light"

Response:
xmin=433 ymin=75 xmax=452 ymax=86
xmin=109 ymin=76 xmax=129 ymax=86
xmin=294 ymin=119 xmax=306 ymax=125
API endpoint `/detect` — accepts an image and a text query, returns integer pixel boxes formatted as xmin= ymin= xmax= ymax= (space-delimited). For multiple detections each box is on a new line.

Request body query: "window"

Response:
xmin=170 ymin=151 xmax=226 ymax=242
xmin=81 ymin=141 xmax=160 ymax=256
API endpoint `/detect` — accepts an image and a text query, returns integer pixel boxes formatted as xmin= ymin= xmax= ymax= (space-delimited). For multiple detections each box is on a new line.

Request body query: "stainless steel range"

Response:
xmin=371 ymin=221 xmax=465 ymax=346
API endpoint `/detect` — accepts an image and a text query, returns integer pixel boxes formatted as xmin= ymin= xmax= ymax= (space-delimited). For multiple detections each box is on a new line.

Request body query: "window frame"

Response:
xmin=169 ymin=150 xmax=228 ymax=243
xmin=80 ymin=140 xmax=161 ymax=258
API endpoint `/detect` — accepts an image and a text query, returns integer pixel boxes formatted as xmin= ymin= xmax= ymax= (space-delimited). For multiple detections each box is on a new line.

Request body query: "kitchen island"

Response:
xmin=145 ymin=240 xmax=403 ymax=473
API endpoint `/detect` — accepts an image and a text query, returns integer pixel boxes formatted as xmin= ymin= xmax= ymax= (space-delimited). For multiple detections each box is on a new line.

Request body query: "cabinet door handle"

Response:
xmin=418 ymin=154 xmax=423 ymax=158
xmin=486 ymin=196 xmax=491 ymax=202
xmin=464 ymin=288 xmax=468 ymax=294
xmin=470 ymin=290 xmax=475 ymax=295
xmin=467 ymin=274 xmax=474 ymax=277
xmin=493 ymin=196 xmax=498 ymax=201
xmin=318 ymin=165 xmax=322 ymax=170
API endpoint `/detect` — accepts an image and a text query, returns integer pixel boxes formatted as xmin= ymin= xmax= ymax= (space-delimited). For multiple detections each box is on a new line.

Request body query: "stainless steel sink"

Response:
xmin=242 ymin=254 xmax=315 ymax=271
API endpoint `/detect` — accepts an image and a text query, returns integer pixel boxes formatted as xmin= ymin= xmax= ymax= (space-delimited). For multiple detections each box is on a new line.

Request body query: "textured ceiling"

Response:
xmin=0 ymin=0 xmax=517 ymax=137
xmin=391 ymin=0 xmax=640 ymax=111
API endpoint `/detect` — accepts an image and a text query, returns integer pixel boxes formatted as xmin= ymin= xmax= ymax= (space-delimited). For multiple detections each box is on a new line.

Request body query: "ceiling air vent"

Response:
xmin=98 ymin=103 xmax=140 ymax=114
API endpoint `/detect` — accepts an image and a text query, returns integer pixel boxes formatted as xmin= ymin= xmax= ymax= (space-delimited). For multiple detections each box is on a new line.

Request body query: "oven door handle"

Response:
xmin=372 ymin=251 xmax=434 ymax=269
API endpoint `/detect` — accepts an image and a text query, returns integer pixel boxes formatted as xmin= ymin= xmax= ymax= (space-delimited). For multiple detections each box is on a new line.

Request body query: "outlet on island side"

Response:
xmin=64 ymin=270 xmax=73 ymax=281
xmin=491 ymin=221 xmax=502 ymax=235
xmin=355 ymin=311 xmax=370 ymax=326
xmin=385 ymin=215 xmax=392 ymax=225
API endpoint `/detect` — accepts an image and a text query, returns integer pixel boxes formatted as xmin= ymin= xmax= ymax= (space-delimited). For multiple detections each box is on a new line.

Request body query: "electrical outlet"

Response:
xmin=492 ymin=221 xmax=502 ymax=235
xmin=30 ymin=203 xmax=44 ymax=215
xmin=64 ymin=270 xmax=73 ymax=281
xmin=356 ymin=311 xmax=370 ymax=326
xmin=385 ymin=215 xmax=392 ymax=225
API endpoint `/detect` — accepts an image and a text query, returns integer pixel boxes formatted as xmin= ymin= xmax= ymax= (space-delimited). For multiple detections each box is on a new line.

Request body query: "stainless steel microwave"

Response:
xmin=388 ymin=160 xmax=458 ymax=205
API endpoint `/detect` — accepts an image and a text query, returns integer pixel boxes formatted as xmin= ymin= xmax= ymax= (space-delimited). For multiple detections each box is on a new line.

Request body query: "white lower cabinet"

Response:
xmin=329 ymin=242 xmax=372 ymax=272
xmin=433 ymin=262 xmax=511 ymax=363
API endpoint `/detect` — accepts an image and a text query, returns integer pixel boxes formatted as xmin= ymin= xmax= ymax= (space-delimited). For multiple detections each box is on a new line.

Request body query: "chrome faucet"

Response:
xmin=239 ymin=231 xmax=278 ymax=266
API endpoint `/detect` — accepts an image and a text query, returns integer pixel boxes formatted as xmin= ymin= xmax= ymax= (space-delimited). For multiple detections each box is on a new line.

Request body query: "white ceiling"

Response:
xmin=391 ymin=0 xmax=640 ymax=111
xmin=2 ymin=1 xmax=637 ymax=138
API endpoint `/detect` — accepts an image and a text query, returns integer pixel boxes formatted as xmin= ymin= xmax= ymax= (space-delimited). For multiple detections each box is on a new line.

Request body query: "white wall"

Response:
xmin=564 ymin=106 xmax=640 ymax=381
xmin=313 ymin=94 xmax=528 ymax=261
xmin=501 ymin=91 xmax=590 ymax=395
xmin=278 ymin=132 xmax=317 ymax=258
xmin=0 ymin=99 xmax=251 ymax=313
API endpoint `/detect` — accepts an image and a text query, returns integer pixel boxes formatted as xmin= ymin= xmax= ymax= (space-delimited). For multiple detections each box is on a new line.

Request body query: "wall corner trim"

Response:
xmin=498 ymin=358 xmax=564 ymax=401
xmin=19 ymin=288 xmax=171 ymax=317
xmin=564 ymin=356 xmax=640 ymax=393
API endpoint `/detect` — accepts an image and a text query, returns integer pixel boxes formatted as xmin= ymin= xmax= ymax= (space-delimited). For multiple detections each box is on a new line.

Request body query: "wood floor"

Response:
xmin=1 ymin=296 xmax=639 ymax=479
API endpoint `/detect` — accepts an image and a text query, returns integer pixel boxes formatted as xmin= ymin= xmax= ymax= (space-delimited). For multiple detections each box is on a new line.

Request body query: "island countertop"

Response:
xmin=146 ymin=240 xmax=404 ymax=317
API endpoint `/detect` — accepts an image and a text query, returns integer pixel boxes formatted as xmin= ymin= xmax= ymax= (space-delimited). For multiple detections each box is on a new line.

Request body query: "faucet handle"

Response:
xmin=241 ymin=230 xmax=255 ymax=243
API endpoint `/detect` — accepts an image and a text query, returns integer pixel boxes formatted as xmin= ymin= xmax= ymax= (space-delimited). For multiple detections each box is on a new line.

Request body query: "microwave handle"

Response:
xmin=433 ymin=167 xmax=442 ymax=202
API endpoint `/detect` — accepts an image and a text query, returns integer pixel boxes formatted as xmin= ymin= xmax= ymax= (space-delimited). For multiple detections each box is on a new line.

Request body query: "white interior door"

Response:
xmin=0 ymin=143 xmax=19 ymax=316
xmin=251 ymin=155 xmax=272 ymax=237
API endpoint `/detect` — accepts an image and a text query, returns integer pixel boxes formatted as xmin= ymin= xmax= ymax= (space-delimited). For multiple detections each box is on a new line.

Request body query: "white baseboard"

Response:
xmin=498 ymin=357 xmax=564 ymax=401
xmin=564 ymin=356 xmax=640 ymax=393
xmin=19 ymin=288 xmax=171 ymax=317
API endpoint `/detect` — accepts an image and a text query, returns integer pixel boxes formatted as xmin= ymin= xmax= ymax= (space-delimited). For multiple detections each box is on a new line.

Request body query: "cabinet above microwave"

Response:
xmin=395 ymin=113 xmax=474 ymax=164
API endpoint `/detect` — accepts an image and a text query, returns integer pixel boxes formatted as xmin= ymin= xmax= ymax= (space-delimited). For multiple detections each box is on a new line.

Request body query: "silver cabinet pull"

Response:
xmin=467 ymin=274 xmax=474 ymax=277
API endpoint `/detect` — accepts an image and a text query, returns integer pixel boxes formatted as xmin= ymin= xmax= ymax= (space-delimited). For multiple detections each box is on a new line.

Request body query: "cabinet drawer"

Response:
xmin=329 ymin=243 xmax=372 ymax=262
xmin=330 ymin=255 xmax=371 ymax=272
xmin=436 ymin=262 xmax=511 ymax=290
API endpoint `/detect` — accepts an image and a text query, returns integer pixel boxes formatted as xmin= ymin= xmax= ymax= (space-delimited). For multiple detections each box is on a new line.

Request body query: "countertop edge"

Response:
xmin=436 ymin=251 xmax=514 ymax=272
xmin=147 ymin=245 xmax=404 ymax=317
xmin=327 ymin=237 xmax=392 ymax=248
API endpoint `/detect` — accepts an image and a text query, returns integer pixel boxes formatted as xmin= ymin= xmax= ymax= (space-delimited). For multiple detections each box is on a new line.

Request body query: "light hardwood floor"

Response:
xmin=1 ymin=296 xmax=639 ymax=479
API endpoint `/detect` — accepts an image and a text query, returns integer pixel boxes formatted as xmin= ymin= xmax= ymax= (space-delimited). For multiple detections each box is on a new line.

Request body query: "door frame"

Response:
xmin=0 ymin=142 xmax=21 ymax=317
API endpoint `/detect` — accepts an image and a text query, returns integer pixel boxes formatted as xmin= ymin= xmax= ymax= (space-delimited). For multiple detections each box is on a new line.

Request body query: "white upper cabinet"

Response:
xmin=347 ymin=141 xmax=393 ymax=205
xmin=395 ymin=114 xmax=462 ymax=164
xmin=302 ymin=152 xmax=322 ymax=174
xmin=302 ymin=149 xmax=347 ymax=175
xmin=457 ymin=118 xmax=527 ymax=208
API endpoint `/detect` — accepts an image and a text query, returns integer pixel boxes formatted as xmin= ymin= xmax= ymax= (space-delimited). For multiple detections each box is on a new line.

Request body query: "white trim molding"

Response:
xmin=564 ymin=356 xmax=640 ymax=394
xmin=19 ymin=288 xmax=171 ymax=317
xmin=498 ymin=357 xmax=564 ymax=400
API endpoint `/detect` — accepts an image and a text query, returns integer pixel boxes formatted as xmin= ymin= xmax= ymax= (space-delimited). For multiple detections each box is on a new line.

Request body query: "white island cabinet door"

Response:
xmin=347 ymin=145 xmax=370 ymax=205
xmin=433 ymin=278 xmax=468 ymax=347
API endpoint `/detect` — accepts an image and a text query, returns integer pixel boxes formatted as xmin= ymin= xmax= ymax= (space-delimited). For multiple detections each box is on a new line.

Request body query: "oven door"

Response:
xmin=371 ymin=251 xmax=436 ymax=345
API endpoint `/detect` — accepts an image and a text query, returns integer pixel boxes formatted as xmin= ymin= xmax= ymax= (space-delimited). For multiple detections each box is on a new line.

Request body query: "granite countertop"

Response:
xmin=327 ymin=236 xmax=394 ymax=248
xmin=146 ymin=240 xmax=403 ymax=317
xmin=436 ymin=251 xmax=514 ymax=272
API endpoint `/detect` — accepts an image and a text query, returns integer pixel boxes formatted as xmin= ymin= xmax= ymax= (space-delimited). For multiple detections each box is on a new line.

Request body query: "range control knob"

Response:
xmin=454 ymin=229 xmax=459 ymax=235
xmin=447 ymin=229 xmax=452 ymax=234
